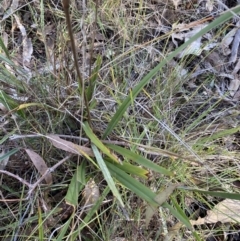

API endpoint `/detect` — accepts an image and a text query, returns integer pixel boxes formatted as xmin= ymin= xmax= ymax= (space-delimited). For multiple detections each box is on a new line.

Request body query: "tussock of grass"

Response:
xmin=0 ymin=0 xmax=240 ymax=240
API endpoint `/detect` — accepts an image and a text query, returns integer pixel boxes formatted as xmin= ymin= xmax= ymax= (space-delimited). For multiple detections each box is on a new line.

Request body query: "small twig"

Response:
xmin=27 ymin=154 xmax=72 ymax=198
xmin=9 ymin=133 xmax=89 ymax=142
xmin=0 ymin=170 xmax=31 ymax=188
xmin=88 ymin=0 xmax=98 ymax=79
xmin=0 ymin=154 xmax=72 ymax=199
xmin=62 ymin=0 xmax=92 ymax=127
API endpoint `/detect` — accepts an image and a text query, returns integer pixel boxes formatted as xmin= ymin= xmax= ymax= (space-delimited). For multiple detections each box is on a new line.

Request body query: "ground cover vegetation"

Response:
xmin=1 ymin=0 xmax=240 ymax=240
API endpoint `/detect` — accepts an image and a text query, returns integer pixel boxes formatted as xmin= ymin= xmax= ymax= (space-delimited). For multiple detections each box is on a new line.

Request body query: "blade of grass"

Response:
xmin=107 ymin=161 xmax=194 ymax=228
xmin=0 ymin=90 xmax=25 ymax=118
xmin=0 ymin=54 xmax=27 ymax=77
xmin=37 ymin=203 xmax=44 ymax=241
xmin=77 ymin=160 xmax=87 ymax=184
xmin=56 ymin=215 xmax=74 ymax=241
xmin=145 ymin=184 xmax=178 ymax=227
xmin=0 ymin=64 xmax=26 ymax=92
xmin=0 ymin=37 xmax=10 ymax=58
xmin=181 ymin=187 xmax=240 ymax=200
xmin=70 ymin=186 xmax=110 ymax=240
xmin=116 ymin=161 xmax=148 ymax=178
xmin=169 ymin=197 xmax=193 ymax=230
xmin=86 ymin=55 xmax=102 ymax=101
xmin=107 ymin=144 xmax=173 ymax=176
xmin=103 ymin=5 xmax=240 ymax=138
xmin=104 ymin=157 xmax=148 ymax=178
xmin=82 ymin=122 xmax=120 ymax=163
xmin=92 ymin=144 xmax=124 ymax=207
xmin=65 ymin=165 xmax=85 ymax=206
xmin=194 ymin=125 xmax=240 ymax=148
xmin=163 ymin=202 xmax=193 ymax=230
xmin=106 ymin=161 xmax=158 ymax=207
xmin=0 ymin=129 xmax=16 ymax=145
xmin=0 ymin=148 xmax=19 ymax=163
xmin=0 ymin=54 xmax=15 ymax=67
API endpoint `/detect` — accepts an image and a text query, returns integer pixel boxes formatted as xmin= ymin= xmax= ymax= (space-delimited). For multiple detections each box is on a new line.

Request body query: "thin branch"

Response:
xmin=62 ymin=0 xmax=92 ymax=127
xmin=27 ymin=154 xmax=72 ymax=198
xmin=0 ymin=170 xmax=31 ymax=188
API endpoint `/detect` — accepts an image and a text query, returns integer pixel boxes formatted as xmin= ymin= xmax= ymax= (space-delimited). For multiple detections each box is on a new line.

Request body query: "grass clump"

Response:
xmin=0 ymin=1 xmax=240 ymax=240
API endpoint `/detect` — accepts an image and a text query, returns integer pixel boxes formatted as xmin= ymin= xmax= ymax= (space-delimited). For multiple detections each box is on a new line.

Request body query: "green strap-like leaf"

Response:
xmin=92 ymin=144 xmax=124 ymax=207
xmin=106 ymin=161 xmax=158 ymax=207
xmin=104 ymin=157 xmax=148 ymax=178
xmin=0 ymin=90 xmax=25 ymax=118
xmin=168 ymin=197 xmax=193 ymax=230
xmin=86 ymin=55 xmax=102 ymax=101
xmin=181 ymin=187 xmax=240 ymax=200
xmin=0 ymin=37 xmax=10 ymax=58
xmin=82 ymin=122 xmax=120 ymax=163
xmin=0 ymin=148 xmax=19 ymax=162
xmin=56 ymin=215 xmax=73 ymax=241
xmin=103 ymin=5 xmax=240 ymax=138
xmin=69 ymin=186 xmax=110 ymax=240
xmin=65 ymin=164 xmax=85 ymax=206
xmin=107 ymin=144 xmax=173 ymax=176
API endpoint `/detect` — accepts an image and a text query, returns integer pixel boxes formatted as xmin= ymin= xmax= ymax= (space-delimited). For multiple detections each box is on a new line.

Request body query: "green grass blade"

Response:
xmin=0 ymin=148 xmax=19 ymax=163
xmin=82 ymin=122 xmax=120 ymax=163
xmin=0 ymin=64 xmax=26 ymax=92
xmin=70 ymin=186 xmax=110 ymax=240
xmin=77 ymin=160 xmax=87 ymax=185
xmin=179 ymin=186 xmax=240 ymax=200
xmin=146 ymin=184 xmax=178 ymax=227
xmin=0 ymin=54 xmax=14 ymax=66
xmin=0 ymin=130 xmax=16 ymax=145
xmin=0 ymin=90 xmax=25 ymax=118
xmin=56 ymin=215 xmax=73 ymax=241
xmin=65 ymin=165 xmax=85 ymax=206
xmin=86 ymin=55 xmax=102 ymax=101
xmin=37 ymin=205 xmax=44 ymax=241
xmin=0 ymin=37 xmax=10 ymax=58
xmin=107 ymin=144 xmax=173 ymax=176
xmin=104 ymin=157 xmax=148 ymax=178
xmin=0 ymin=54 xmax=27 ymax=76
xmin=185 ymin=188 xmax=240 ymax=200
xmin=106 ymin=161 xmax=158 ymax=207
xmin=163 ymin=201 xmax=193 ymax=230
xmin=194 ymin=126 xmax=240 ymax=148
xmin=92 ymin=144 xmax=124 ymax=207
xmin=103 ymin=5 xmax=240 ymax=138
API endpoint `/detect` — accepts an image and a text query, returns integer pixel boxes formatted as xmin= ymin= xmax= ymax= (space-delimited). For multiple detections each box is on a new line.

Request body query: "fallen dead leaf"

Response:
xmin=13 ymin=14 xmax=33 ymax=83
xmin=47 ymin=134 xmax=94 ymax=157
xmin=228 ymin=74 xmax=240 ymax=97
xmin=221 ymin=28 xmax=237 ymax=56
xmin=2 ymin=0 xmax=19 ymax=20
xmin=229 ymin=26 xmax=240 ymax=63
xmin=25 ymin=149 xmax=52 ymax=185
xmin=233 ymin=58 xmax=240 ymax=74
xmin=172 ymin=24 xmax=216 ymax=58
xmin=190 ymin=199 xmax=240 ymax=225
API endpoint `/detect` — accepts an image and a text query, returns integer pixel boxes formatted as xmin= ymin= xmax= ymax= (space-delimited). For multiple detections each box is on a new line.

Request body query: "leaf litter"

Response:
xmin=25 ymin=149 xmax=52 ymax=185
